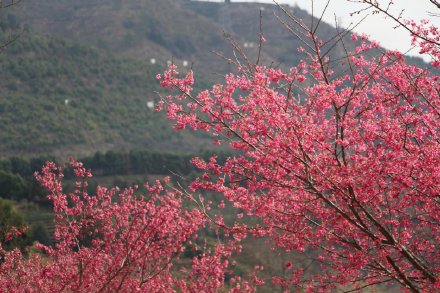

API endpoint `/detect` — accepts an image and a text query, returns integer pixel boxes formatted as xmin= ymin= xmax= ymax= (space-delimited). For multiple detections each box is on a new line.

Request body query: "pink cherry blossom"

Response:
xmin=156 ymin=10 xmax=440 ymax=291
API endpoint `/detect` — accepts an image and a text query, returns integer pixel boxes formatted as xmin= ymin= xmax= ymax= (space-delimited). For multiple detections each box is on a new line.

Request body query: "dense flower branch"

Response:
xmin=0 ymin=160 xmax=257 ymax=292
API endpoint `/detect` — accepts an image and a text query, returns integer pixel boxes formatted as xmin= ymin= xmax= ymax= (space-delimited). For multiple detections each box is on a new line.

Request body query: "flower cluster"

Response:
xmin=0 ymin=160 xmax=253 ymax=292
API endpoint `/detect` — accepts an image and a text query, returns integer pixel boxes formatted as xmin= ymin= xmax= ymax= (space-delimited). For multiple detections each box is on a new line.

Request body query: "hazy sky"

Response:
xmin=201 ymin=0 xmax=440 ymax=61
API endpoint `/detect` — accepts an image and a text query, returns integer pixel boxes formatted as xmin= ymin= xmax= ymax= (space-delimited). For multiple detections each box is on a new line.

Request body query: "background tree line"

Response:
xmin=0 ymin=149 xmax=231 ymax=202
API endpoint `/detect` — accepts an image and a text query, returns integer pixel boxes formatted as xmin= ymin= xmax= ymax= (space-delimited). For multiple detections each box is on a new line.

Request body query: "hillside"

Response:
xmin=11 ymin=0 xmax=431 ymax=70
xmin=8 ymin=0 xmax=366 ymax=76
xmin=0 ymin=0 xmax=433 ymax=158
xmin=0 ymin=26 xmax=213 ymax=157
xmin=9 ymin=0 xmax=237 ymax=79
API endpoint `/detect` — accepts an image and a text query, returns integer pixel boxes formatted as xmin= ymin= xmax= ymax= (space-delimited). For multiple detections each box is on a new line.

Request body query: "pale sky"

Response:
xmin=200 ymin=0 xmax=440 ymax=61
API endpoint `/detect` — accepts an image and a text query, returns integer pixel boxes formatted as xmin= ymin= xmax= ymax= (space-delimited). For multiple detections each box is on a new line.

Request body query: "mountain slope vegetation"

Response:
xmin=0 ymin=25 xmax=206 ymax=157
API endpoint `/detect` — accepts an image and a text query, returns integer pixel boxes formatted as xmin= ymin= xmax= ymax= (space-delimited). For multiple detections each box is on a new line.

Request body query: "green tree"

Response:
xmin=0 ymin=170 xmax=28 ymax=201
xmin=27 ymin=222 xmax=50 ymax=246
xmin=0 ymin=198 xmax=27 ymax=250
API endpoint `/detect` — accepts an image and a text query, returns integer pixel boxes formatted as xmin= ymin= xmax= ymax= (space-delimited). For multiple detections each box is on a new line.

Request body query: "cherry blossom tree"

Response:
xmin=0 ymin=160 xmax=258 ymax=292
xmin=0 ymin=1 xmax=438 ymax=292
xmin=155 ymin=1 xmax=440 ymax=292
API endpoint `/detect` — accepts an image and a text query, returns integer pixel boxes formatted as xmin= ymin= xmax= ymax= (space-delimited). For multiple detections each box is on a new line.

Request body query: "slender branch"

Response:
xmin=354 ymin=0 xmax=439 ymax=46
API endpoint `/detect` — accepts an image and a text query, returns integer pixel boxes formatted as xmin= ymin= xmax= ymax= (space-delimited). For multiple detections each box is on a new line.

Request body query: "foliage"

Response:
xmin=0 ymin=156 xmax=57 ymax=202
xmin=0 ymin=170 xmax=27 ymax=200
xmin=26 ymin=222 xmax=50 ymax=246
xmin=0 ymin=198 xmax=27 ymax=251
xmin=0 ymin=150 xmax=229 ymax=204
xmin=79 ymin=149 xmax=231 ymax=177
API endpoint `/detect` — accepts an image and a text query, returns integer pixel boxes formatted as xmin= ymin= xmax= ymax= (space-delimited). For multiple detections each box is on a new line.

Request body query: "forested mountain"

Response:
xmin=8 ymin=0 xmax=354 ymax=74
xmin=9 ymin=0 xmax=236 ymax=78
xmin=0 ymin=0 xmax=432 ymax=158
xmin=0 ymin=27 xmax=205 ymax=157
